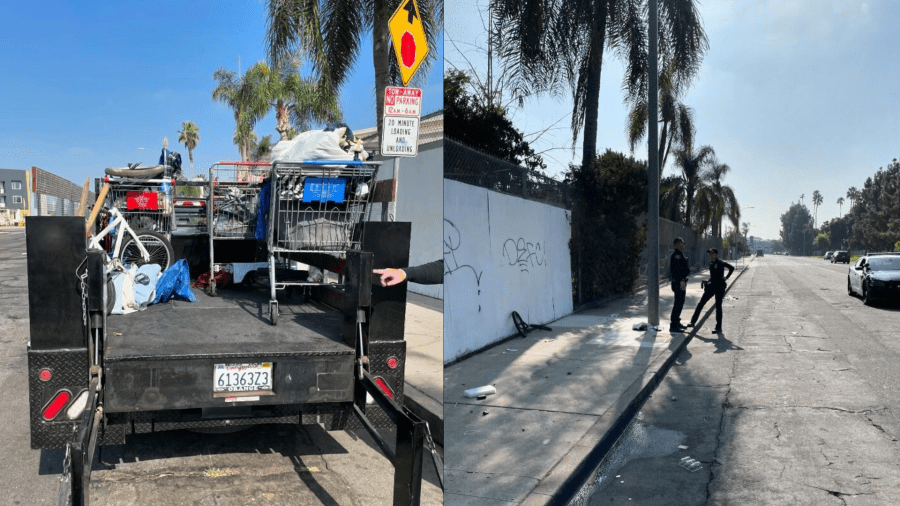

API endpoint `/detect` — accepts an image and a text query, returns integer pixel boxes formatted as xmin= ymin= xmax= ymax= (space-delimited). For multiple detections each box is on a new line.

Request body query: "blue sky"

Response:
xmin=0 ymin=0 xmax=443 ymax=186
xmin=446 ymin=0 xmax=900 ymax=240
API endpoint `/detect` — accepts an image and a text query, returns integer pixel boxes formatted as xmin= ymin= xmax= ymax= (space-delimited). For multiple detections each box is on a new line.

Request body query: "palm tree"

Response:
xmin=701 ymin=158 xmax=740 ymax=238
xmin=265 ymin=0 xmax=442 ymax=143
xmin=493 ymin=0 xmax=708 ymax=170
xmin=846 ymin=187 xmax=859 ymax=213
xmin=837 ymin=197 xmax=844 ymax=217
xmin=212 ymin=64 xmax=270 ymax=161
xmin=177 ymin=121 xmax=200 ymax=178
xmin=626 ymin=58 xmax=697 ymax=177
xmin=741 ymin=221 xmax=750 ymax=253
xmin=673 ymin=144 xmax=715 ymax=230
xmin=659 ymin=174 xmax=685 ymax=223
xmin=250 ymin=134 xmax=275 ymax=162
xmin=260 ymin=55 xmax=343 ymax=141
xmin=812 ymin=190 xmax=823 ymax=229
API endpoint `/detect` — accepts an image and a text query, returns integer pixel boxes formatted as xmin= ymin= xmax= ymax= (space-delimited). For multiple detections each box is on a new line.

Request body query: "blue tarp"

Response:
xmin=255 ymin=181 xmax=270 ymax=241
xmin=153 ymin=259 xmax=197 ymax=303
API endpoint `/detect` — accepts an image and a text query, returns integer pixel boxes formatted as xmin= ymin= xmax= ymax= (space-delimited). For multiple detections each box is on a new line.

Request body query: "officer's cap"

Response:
xmin=707 ymin=248 xmax=719 ymax=254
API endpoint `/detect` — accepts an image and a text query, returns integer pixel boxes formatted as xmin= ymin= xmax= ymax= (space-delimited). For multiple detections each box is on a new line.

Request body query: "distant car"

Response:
xmin=832 ymin=251 xmax=850 ymax=264
xmin=848 ymin=253 xmax=900 ymax=305
xmin=757 ymin=249 xmax=764 ymax=257
xmin=824 ymin=251 xmax=834 ymax=260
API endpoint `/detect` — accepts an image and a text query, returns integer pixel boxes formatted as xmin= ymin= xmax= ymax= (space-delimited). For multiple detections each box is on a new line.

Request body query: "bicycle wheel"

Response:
xmin=119 ymin=229 xmax=174 ymax=270
xmin=106 ymin=276 xmax=116 ymax=315
xmin=511 ymin=311 xmax=529 ymax=338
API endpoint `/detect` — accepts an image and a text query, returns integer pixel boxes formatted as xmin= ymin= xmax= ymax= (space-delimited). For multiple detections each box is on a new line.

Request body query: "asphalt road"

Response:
xmin=579 ymin=254 xmax=900 ymax=505
xmin=0 ymin=229 xmax=442 ymax=506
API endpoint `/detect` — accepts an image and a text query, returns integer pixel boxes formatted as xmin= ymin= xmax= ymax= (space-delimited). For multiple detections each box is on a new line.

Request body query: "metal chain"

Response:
xmin=75 ymin=259 xmax=89 ymax=329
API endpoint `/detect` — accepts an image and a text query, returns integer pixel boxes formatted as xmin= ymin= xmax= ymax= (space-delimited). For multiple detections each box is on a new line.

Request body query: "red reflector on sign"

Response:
xmin=39 ymin=369 xmax=52 ymax=381
xmin=42 ymin=390 xmax=72 ymax=420
xmin=386 ymin=357 xmax=399 ymax=369
xmin=374 ymin=378 xmax=394 ymax=399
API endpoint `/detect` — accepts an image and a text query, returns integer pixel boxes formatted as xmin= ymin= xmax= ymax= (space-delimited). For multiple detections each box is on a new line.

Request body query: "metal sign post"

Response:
xmin=381 ymin=87 xmax=422 ymax=221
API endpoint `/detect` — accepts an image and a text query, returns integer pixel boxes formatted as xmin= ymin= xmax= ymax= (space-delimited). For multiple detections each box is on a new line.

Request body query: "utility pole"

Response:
xmin=487 ymin=3 xmax=492 ymax=108
xmin=647 ymin=0 xmax=660 ymax=326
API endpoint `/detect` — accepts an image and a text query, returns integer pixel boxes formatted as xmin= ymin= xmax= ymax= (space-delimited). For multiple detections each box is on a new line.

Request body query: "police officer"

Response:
xmin=687 ymin=248 xmax=734 ymax=333
xmin=669 ymin=237 xmax=690 ymax=332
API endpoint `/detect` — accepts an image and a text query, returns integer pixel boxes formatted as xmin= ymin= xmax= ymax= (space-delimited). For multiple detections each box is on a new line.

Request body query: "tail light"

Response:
xmin=386 ymin=356 xmax=399 ymax=369
xmin=39 ymin=369 xmax=52 ymax=381
xmin=373 ymin=377 xmax=394 ymax=399
xmin=42 ymin=390 xmax=72 ymax=420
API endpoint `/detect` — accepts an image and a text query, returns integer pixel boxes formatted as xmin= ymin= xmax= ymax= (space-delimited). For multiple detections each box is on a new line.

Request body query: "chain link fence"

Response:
xmin=443 ymin=139 xmax=570 ymax=209
xmin=640 ymin=217 xmax=724 ymax=284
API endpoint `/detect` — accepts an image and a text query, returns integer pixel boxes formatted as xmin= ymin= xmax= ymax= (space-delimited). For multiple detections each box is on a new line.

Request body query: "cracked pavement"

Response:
xmin=587 ymin=256 xmax=900 ymax=505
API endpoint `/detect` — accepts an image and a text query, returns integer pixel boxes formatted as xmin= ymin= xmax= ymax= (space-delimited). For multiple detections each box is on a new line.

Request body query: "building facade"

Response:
xmin=0 ymin=168 xmax=29 ymax=212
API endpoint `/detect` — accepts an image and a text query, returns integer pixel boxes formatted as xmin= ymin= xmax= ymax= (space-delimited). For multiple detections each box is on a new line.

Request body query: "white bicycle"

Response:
xmin=89 ymin=206 xmax=175 ymax=315
xmin=89 ymin=206 xmax=174 ymax=270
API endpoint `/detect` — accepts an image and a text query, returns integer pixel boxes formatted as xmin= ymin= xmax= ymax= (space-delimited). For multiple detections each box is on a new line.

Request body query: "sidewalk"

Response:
xmin=403 ymin=291 xmax=444 ymax=445
xmin=443 ymin=261 xmax=751 ymax=505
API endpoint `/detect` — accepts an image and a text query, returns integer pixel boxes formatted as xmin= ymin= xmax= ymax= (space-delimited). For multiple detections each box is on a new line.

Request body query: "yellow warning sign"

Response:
xmin=388 ymin=0 xmax=430 ymax=86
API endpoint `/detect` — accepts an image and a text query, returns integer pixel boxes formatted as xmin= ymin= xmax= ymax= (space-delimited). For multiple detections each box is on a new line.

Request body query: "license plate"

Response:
xmin=214 ymin=363 xmax=273 ymax=393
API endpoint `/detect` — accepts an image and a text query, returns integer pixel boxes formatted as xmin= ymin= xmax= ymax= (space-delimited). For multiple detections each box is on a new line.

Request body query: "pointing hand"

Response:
xmin=373 ymin=268 xmax=407 ymax=287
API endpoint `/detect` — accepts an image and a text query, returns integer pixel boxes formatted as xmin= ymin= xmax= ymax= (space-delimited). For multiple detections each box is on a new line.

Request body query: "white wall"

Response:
xmin=372 ymin=141 xmax=444 ymax=299
xmin=444 ymin=179 xmax=573 ymax=363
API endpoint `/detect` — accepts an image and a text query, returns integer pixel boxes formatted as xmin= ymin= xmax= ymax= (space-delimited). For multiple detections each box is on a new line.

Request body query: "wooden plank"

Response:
xmin=85 ymin=183 xmax=110 ymax=235
xmin=76 ymin=178 xmax=90 ymax=217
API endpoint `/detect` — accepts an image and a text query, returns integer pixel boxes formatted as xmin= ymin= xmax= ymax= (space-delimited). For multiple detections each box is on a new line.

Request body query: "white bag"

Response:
xmin=268 ymin=128 xmax=368 ymax=172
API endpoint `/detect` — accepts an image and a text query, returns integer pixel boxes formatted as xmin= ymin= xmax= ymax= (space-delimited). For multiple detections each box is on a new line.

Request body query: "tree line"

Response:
xmin=781 ymin=158 xmax=900 ymax=254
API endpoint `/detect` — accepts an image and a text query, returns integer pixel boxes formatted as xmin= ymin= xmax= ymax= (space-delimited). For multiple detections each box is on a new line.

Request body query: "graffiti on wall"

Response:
xmin=502 ymin=237 xmax=546 ymax=273
xmin=444 ymin=219 xmax=483 ymax=286
xmin=444 ymin=218 xmax=484 ymax=311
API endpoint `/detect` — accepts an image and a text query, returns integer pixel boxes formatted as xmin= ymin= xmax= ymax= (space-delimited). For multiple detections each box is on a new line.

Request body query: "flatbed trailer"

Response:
xmin=26 ymin=216 xmax=434 ymax=506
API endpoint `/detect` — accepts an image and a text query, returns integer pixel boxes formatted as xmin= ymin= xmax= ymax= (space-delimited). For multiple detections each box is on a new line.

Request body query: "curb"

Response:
xmin=404 ymin=384 xmax=443 ymax=447
xmin=521 ymin=261 xmax=752 ymax=505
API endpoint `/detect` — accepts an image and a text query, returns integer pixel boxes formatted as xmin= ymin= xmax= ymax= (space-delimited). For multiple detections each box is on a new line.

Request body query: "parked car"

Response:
xmin=832 ymin=251 xmax=850 ymax=264
xmin=847 ymin=253 xmax=900 ymax=305
xmin=824 ymin=251 xmax=834 ymax=260
xmin=757 ymin=249 xmax=764 ymax=257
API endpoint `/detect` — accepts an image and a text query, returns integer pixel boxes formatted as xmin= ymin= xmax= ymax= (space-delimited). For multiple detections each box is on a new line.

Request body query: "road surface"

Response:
xmin=580 ymin=254 xmax=900 ymax=505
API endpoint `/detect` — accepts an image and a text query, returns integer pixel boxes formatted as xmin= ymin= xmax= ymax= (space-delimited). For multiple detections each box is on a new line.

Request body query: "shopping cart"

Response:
xmin=207 ymin=161 xmax=271 ymax=294
xmin=97 ymin=175 xmax=175 ymax=236
xmin=265 ymin=159 xmax=380 ymax=325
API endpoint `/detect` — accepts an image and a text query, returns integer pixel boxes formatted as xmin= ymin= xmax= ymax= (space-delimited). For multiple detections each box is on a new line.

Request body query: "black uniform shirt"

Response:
xmin=670 ymin=250 xmax=690 ymax=283
xmin=402 ymin=259 xmax=444 ymax=285
xmin=708 ymin=259 xmax=735 ymax=286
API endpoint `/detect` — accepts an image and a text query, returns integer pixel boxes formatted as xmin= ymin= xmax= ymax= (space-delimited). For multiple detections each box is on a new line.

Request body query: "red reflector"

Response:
xmin=42 ymin=390 xmax=72 ymax=420
xmin=39 ymin=369 xmax=52 ymax=381
xmin=386 ymin=357 xmax=399 ymax=369
xmin=374 ymin=378 xmax=394 ymax=399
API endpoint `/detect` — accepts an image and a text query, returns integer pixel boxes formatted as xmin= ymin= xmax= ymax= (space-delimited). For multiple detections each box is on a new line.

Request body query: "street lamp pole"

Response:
xmin=647 ymin=0 xmax=660 ymax=326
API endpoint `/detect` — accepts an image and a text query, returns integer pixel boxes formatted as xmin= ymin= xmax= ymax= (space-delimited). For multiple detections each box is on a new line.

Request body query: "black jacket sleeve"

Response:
xmin=401 ymin=259 xmax=444 ymax=285
xmin=723 ymin=261 xmax=735 ymax=280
